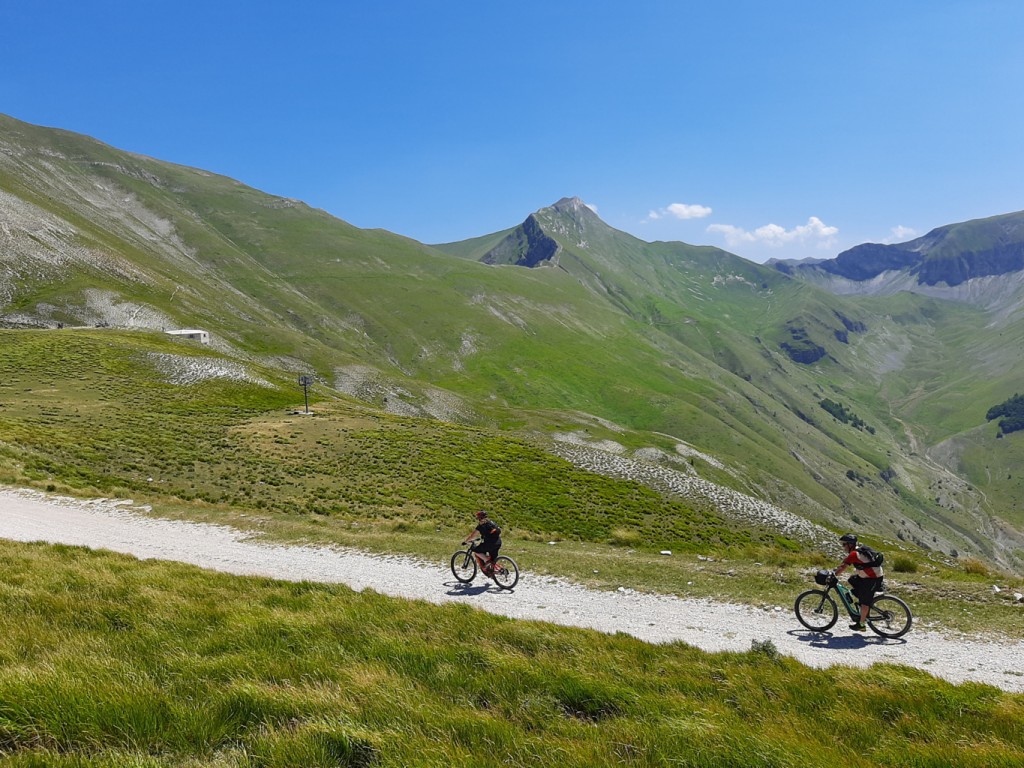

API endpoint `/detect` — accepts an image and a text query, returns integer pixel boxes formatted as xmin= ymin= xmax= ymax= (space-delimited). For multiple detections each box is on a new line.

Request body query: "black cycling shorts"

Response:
xmin=849 ymin=575 xmax=882 ymax=605
xmin=473 ymin=539 xmax=501 ymax=558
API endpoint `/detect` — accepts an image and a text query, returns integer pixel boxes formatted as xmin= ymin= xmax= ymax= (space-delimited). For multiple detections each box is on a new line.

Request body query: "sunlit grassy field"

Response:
xmin=2 ymin=328 xmax=1022 ymax=640
xmin=0 ymin=329 xmax=779 ymax=554
xmin=0 ymin=539 xmax=1021 ymax=768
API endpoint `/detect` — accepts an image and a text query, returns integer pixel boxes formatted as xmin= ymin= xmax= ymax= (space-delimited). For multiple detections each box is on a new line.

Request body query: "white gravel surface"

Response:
xmin=2 ymin=486 xmax=1022 ymax=693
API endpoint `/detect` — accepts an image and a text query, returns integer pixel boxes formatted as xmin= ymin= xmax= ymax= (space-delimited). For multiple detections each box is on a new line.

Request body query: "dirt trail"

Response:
xmin=2 ymin=486 xmax=1022 ymax=693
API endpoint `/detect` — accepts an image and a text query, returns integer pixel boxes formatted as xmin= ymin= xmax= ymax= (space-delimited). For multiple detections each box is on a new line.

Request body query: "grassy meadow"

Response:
xmin=0 ymin=324 xmax=1024 ymax=768
xmin=0 ymin=539 xmax=1022 ymax=768
xmin=0 ymin=329 xmax=777 ymax=554
xmin=1 ymin=327 xmax=1023 ymax=640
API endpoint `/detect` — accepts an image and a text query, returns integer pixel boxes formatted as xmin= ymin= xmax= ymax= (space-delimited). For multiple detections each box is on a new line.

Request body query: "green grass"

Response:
xmin=0 ymin=329 xmax=772 ymax=554
xmin=3 ymin=328 xmax=1023 ymax=638
xmin=0 ymin=539 xmax=1021 ymax=767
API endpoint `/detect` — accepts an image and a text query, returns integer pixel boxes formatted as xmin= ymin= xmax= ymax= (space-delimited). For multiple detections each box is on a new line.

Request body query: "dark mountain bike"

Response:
xmin=795 ymin=570 xmax=912 ymax=638
xmin=450 ymin=539 xmax=519 ymax=590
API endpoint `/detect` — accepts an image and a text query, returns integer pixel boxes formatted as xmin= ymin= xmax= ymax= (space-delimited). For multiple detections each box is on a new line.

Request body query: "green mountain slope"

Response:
xmin=2 ymin=113 xmax=1022 ymax=572
xmin=770 ymin=207 xmax=1024 ymax=547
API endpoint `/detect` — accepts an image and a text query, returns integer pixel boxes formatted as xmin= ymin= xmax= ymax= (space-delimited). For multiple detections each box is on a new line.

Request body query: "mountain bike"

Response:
xmin=795 ymin=570 xmax=912 ymax=638
xmin=450 ymin=539 xmax=520 ymax=590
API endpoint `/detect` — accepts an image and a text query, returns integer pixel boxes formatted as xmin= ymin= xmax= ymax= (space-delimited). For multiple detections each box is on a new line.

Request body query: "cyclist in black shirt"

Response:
xmin=462 ymin=510 xmax=502 ymax=578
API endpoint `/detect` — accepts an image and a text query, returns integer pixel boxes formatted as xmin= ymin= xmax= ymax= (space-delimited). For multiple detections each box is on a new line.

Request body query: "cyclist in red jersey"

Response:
xmin=834 ymin=533 xmax=884 ymax=631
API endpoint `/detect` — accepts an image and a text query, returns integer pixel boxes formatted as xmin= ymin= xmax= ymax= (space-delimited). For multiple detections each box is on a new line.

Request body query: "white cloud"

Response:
xmin=705 ymin=223 xmax=755 ymax=244
xmin=885 ymin=225 xmax=917 ymax=243
xmin=647 ymin=202 xmax=712 ymax=221
xmin=667 ymin=203 xmax=713 ymax=219
xmin=585 ymin=202 xmax=599 ymax=214
xmin=707 ymin=216 xmax=838 ymax=249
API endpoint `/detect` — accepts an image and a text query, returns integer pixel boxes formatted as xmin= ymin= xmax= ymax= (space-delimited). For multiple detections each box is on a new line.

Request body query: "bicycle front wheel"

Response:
xmin=867 ymin=595 xmax=912 ymax=638
xmin=492 ymin=556 xmax=519 ymax=590
xmin=450 ymin=550 xmax=477 ymax=583
xmin=794 ymin=589 xmax=838 ymax=632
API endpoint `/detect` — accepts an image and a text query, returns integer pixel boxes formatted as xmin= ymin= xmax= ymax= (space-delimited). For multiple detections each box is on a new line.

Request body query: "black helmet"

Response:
xmin=839 ymin=533 xmax=858 ymax=545
xmin=475 ymin=510 xmax=488 ymax=520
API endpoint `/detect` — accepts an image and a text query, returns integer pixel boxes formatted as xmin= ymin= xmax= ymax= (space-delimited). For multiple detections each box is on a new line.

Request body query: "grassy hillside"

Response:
xmin=0 ymin=329 xmax=780 ymax=555
xmin=940 ymin=427 xmax=1024 ymax=530
xmin=0 ymin=539 xmax=1021 ymax=768
xmin=4 ymin=328 xmax=1024 ymax=638
xmin=3 ymin=113 xmax=1024 ymax=571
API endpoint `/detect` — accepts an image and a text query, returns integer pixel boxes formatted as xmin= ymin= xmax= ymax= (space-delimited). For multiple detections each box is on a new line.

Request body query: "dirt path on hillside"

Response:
xmin=2 ymin=486 xmax=1022 ymax=693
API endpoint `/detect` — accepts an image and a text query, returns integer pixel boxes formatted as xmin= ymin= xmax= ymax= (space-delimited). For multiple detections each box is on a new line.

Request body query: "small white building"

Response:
xmin=166 ymin=329 xmax=210 ymax=345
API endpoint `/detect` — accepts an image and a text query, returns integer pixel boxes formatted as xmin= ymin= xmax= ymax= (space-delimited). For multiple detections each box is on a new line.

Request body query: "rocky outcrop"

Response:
xmin=819 ymin=243 xmax=920 ymax=282
xmin=480 ymin=214 xmax=560 ymax=267
xmin=548 ymin=440 xmax=834 ymax=547
xmin=819 ymin=240 xmax=1024 ymax=287
xmin=915 ymin=242 xmax=1024 ymax=286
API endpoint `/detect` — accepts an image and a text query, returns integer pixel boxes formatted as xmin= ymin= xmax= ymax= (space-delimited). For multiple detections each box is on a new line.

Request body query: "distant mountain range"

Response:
xmin=3 ymin=112 xmax=1024 ymax=571
xmin=771 ymin=211 xmax=1024 ymax=312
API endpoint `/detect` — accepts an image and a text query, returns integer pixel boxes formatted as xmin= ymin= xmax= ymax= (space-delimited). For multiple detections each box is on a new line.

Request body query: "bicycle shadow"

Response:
xmin=788 ymin=629 xmax=907 ymax=650
xmin=443 ymin=580 xmax=513 ymax=596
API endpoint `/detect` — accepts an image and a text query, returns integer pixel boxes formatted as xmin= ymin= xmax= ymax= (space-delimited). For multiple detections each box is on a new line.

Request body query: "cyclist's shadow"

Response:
xmin=443 ymin=580 xmax=510 ymax=596
xmin=789 ymin=629 xmax=908 ymax=649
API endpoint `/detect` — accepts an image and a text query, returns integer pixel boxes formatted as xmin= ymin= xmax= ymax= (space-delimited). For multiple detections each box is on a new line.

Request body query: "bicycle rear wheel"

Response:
xmin=794 ymin=589 xmax=838 ymax=631
xmin=866 ymin=595 xmax=912 ymax=638
xmin=492 ymin=556 xmax=519 ymax=590
xmin=450 ymin=550 xmax=477 ymax=583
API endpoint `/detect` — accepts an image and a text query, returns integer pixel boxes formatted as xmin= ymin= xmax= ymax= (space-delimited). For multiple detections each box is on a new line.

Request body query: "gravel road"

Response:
xmin=2 ymin=486 xmax=1022 ymax=693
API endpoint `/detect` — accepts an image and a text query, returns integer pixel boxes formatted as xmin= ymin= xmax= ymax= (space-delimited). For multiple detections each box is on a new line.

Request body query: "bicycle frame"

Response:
xmin=832 ymin=582 xmax=859 ymax=619
xmin=829 ymin=579 xmax=888 ymax=621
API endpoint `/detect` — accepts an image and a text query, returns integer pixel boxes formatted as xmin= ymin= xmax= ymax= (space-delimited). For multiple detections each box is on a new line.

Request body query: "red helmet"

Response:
xmin=475 ymin=510 xmax=488 ymax=520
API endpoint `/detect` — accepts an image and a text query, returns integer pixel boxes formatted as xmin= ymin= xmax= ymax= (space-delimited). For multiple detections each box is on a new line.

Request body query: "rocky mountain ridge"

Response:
xmin=773 ymin=210 xmax=1024 ymax=313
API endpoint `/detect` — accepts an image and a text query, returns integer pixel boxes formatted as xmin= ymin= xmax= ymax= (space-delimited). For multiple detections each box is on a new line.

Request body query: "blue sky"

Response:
xmin=4 ymin=1 xmax=1023 ymax=262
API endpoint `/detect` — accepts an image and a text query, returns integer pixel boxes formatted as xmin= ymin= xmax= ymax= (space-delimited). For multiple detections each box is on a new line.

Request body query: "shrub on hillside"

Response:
xmin=608 ymin=528 xmax=641 ymax=547
xmin=750 ymin=638 xmax=780 ymax=660
xmin=891 ymin=555 xmax=918 ymax=573
xmin=986 ymin=393 xmax=1024 ymax=435
xmin=961 ymin=557 xmax=990 ymax=576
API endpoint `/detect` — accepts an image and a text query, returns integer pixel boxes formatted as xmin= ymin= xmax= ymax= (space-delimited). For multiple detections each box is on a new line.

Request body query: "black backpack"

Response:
xmin=854 ymin=544 xmax=884 ymax=570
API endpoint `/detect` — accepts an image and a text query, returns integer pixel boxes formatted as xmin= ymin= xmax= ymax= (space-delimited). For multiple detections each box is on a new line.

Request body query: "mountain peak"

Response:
xmin=551 ymin=196 xmax=588 ymax=211
xmin=536 ymin=196 xmax=610 ymax=240
xmin=476 ymin=198 xmax=606 ymax=268
xmin=547 ymin=196 xmax=601 ymax=222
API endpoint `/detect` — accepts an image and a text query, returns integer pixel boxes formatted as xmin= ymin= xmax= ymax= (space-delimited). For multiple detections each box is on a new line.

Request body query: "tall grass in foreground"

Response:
xmin=0 ymin=540 xmax=1021 ymax=767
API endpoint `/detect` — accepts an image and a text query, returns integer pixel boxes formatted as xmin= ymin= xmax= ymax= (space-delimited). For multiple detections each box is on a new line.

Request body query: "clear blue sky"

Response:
xmin=4 ymin=1 xmax=1023 ymax=262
